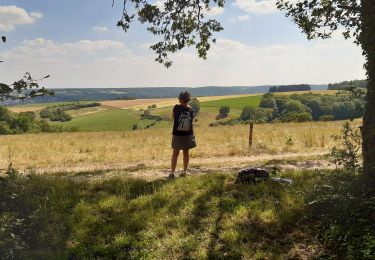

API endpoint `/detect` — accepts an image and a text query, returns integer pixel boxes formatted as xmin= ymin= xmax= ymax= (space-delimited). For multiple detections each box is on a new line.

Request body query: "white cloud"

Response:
xmin=0 ymin=5 xmax=42 ymax=32
xmin=30 ymin=11 xmax=43 ymax=19
xmin=236 ymin=15 xmax=250 ymax=21
xmin=154 ymin=0 xmax=165 ymax=11
xmin=233 ymin=0 xmax=277 ymax=14
xmin=0 ymin=37 xmax=365 ymax=88
xmin=93 ymin=26 xmax=108 ymax=32
xmin=202 ymin=6 xmax=224 ymax=16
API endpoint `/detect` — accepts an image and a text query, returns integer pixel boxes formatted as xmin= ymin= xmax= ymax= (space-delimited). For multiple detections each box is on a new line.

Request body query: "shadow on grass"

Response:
xmin=1 ymin=170 xmax=374 ymax=259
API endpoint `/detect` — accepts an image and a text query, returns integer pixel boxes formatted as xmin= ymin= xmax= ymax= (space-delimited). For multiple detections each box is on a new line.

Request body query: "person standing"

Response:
xmin=169 ymin=91 xmax=196 ymax=179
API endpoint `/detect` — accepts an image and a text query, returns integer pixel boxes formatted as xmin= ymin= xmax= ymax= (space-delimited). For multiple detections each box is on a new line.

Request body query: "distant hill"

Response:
xmin=1 ymin=85 xmax=327 ymax=105
xmin=328 ymin=80 xmax=367 ymax=90
xmin=269 ymin=84 xmax=311 ymax=93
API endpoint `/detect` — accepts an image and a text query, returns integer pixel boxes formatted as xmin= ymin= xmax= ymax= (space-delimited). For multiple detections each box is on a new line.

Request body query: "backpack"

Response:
xmin=177 ymin=110 xmax=192 ymax=132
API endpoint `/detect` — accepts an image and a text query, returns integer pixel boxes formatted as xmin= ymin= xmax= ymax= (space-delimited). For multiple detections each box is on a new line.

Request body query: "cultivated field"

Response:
xmin=101 ymin=93 xmax=263 ymax=110
xmin=101 ymin=98 xmax=174 ymax=109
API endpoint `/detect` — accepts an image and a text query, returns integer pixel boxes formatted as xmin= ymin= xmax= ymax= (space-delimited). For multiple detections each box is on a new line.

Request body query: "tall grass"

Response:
xmin=0 ymin=120 xmax=359 ymax=171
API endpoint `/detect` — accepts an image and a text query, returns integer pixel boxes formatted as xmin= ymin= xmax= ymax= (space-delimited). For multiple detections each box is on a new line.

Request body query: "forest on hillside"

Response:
xmin=211 ymin=92 xmax=365 ymax=126
xmin=328 ymin=80 xmax=367 ymax=90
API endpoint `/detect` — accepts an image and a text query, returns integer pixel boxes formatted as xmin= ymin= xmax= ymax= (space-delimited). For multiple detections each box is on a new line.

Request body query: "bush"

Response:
xmin=0 ymin=121 xmax=12 ymax=134
xmin=189 ymin=97 xmax=200 ymax=115
xmin=320 ymin=115 xmax=335 ymax=121
xmin=282 ymin=100 xmax=308 ymax=114
xmin=39 ymin=109 xmax=51 ymax=118
xmin=253 ymin=107 xmax=274 ymax=123
xmin=132 ymin=124 xmax=138 ymax=130
xmin=219 ymin=106 xmax=230 ymax=116
xmin=281 ymin=112 xmax=313 ymax=122
xmin=41 ymin=108 xmax=72 ymax=122
xmin=143 ymin=109 xmax=151 ymax=116
xmin=304 ymin=99 xmax=323 ymax=120
xmin=259 ymin=98 xmax=276 ymax=109
xmin=240 ymin=106 xmax=255 ymax=121
xmin=329 ymin=122 xmax=362 ymax=172
xmin=262 ymin=92 xmax=274 ymax=99
xmin=0 ymin=106 xmax=12 ymax=122
xmin=11 ymin=112 xmax=40 ymax=133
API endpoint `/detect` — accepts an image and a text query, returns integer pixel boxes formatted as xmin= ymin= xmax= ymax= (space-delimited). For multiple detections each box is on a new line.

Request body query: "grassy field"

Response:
xmin=200 ymin=95 xmax=262 ymax=109
xmin=0 ymin=120 xmax=360 ymax=172
xmin=2 ymin=169 xmax=373 ymax=259
xmin=52 ymin=109 xmax=163 ymax=132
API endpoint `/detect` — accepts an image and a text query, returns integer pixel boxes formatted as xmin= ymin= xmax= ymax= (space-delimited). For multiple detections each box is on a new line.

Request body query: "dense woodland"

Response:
xmin=269 ymin=84 xmax=311 ymax=92
xmin=211 ymin=92 xmax=365 ymax=126
xmin=328 ymin=80 xmax=367 ymax=90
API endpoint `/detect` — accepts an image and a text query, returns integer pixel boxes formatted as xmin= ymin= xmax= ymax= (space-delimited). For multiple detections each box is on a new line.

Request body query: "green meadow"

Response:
xmin=52 ymin=109 xmax=159 ymax=131
xmin=200 ymin=95 xmax=262 ymax=109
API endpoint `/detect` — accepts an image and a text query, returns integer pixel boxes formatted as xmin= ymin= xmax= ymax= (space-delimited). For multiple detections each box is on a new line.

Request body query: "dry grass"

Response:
xmin=101 ymin=94 xmax=264 ymax=110
xmin=0 ymin=120 xmax=359 ymax=173
xmin=7 ymin=106 xmax=45 ymax=113
xmin=100 ymin=98 xmax=174 ymax=109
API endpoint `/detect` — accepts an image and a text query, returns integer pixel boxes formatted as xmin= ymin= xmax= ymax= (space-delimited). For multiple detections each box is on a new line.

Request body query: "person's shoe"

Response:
xmin=167 ymin=173 xmax=175 ymax=179
xmin=179 ymin=170 xmax=187 ymax=177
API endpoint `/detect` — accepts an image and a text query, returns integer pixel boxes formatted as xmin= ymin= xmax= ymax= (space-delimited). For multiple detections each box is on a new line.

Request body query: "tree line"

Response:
xmin=210 ymin=92 xmax=364 ymax=127
xmin=328 ymin=79 xmax=367 ymax=90
xmin=39 ymin=102 xmax=100 ymax=122
xmin=269 ymin=84 xmax=311 ymax=93
xmin=0 ymin=107 xmax=68 ymax=135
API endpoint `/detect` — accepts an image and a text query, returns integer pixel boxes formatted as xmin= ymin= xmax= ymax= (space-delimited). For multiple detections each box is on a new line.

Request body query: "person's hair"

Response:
xmin=178 ymin=91 xmax=191 ymax=103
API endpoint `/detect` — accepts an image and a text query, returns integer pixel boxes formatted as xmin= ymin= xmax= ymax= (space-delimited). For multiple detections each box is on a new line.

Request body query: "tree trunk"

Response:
xmin=361 ymin=0 xmax=375 ymax=183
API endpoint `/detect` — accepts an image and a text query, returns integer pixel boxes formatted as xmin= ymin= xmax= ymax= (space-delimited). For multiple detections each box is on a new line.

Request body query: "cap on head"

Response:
xmin=178 ymin=91 xmax=191 ymax=103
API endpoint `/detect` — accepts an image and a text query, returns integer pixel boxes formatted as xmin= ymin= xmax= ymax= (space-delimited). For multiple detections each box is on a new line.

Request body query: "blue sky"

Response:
xmin=0 ymin=0 xmax=366 ymax=88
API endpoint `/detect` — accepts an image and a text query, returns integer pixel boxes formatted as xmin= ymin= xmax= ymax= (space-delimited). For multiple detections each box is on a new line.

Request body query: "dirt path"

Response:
xmin=25 ymin=151 xmax=335 ymax=181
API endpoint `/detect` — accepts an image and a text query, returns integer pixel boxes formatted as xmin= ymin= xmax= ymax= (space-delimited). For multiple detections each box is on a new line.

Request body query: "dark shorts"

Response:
xmin=172 ymin=134 xmax=196 ymax=150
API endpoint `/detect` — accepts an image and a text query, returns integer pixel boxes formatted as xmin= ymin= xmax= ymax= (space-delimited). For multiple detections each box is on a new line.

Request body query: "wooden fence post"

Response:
xmin=249 ymin=123 xmax=254 ymax=147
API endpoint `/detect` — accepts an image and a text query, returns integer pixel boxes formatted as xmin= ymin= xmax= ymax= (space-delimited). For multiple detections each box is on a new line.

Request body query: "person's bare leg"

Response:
xmin=171 ymin=149 xmax=180 ymax=174
xmin=182 ymin=149 xmax=189 ymax=174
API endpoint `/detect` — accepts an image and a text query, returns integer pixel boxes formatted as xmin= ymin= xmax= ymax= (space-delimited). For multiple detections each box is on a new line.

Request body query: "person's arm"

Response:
xmin=190 ymin=107 xmax=195 ymax=119
xmin=172 ymin=105 xmax=177 ymax=121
